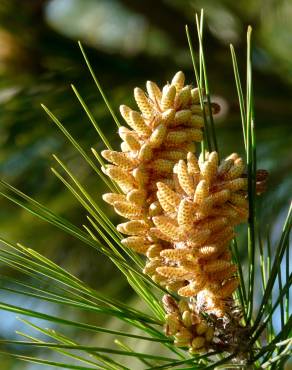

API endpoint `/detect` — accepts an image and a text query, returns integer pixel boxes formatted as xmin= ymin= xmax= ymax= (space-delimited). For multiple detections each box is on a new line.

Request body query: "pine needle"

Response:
xmin=78 ymin=41 xmax=121 ymax=128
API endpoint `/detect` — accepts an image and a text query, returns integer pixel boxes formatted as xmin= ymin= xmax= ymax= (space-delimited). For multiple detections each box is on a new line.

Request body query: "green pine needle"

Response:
xmin=78 ymin=41 xmax=121 ymax=128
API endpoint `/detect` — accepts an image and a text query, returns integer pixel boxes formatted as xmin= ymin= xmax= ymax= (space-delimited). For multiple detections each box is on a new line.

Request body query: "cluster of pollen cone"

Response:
xmin=102 ymin=71 xmax=249 ymax=351
xmin=163 ymin=294 xmax=215 ymax=353
xmin=152 ymin=149 xmax=248 ymax=315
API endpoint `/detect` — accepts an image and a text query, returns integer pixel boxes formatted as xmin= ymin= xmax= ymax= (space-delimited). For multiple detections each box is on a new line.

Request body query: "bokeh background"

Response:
xmin=0 ymin=0 xmax=291 ymax=369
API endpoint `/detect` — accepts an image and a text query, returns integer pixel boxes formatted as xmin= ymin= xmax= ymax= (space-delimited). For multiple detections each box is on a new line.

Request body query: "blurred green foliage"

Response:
xmin=0 ymin=0 xmax=291 ymax=368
